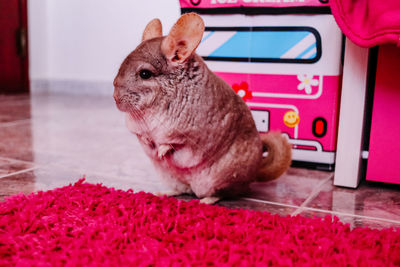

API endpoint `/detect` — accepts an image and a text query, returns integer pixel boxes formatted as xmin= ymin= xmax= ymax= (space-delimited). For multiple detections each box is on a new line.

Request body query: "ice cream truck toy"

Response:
xmin=180 ymin=0 xmax=344 ymax=170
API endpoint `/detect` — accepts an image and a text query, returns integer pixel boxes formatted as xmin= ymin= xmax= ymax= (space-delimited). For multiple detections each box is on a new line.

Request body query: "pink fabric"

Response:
xmin=330 ymin=0 xmax=400 ymax=47
xmin=1 ymin=179 xmax=400 ymax=266
xmin=366 ymin=45 xmax=400 ymax=184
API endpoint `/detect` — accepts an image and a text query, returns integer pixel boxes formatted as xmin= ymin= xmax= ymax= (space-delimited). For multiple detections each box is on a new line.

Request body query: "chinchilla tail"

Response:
xmin=256 ymin=131 xmax=292 ymax=182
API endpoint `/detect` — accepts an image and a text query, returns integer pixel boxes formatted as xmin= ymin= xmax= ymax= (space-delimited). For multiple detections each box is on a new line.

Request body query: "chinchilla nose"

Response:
xmin=113 ymin=90 xmax=120 ymax=102
xmin=113 ymin=78 xmax=124 ymax=102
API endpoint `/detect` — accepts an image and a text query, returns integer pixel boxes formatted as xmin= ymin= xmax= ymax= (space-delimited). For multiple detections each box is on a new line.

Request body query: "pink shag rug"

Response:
xmin=1 ymin=179 xmax=399 ymax=266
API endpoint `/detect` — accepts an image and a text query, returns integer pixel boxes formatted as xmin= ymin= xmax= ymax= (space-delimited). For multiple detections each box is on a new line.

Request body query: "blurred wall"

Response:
xmin=28 ymin=0 xmax=180 ymax=94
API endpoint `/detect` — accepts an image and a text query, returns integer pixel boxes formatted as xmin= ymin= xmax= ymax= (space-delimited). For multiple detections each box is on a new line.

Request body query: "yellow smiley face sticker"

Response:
xmin=283 ymin=110 xmax=300 ymax=128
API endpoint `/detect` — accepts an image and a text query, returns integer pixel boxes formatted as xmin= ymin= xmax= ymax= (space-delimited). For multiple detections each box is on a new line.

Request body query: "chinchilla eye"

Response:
xmin=139 ymin=69 xmax=153 ymax=80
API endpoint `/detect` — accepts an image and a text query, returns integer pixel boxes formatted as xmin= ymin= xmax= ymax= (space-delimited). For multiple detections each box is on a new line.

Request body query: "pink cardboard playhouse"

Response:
xmin=180 ymin=0 xmax=343 ymax=170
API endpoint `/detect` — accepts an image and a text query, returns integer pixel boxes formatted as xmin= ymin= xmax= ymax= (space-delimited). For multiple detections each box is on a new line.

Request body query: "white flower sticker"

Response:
xmin=237 ymin=90 xmax=246 ymax=98
xmin=297 ymin=74 xmax=319 ymax=94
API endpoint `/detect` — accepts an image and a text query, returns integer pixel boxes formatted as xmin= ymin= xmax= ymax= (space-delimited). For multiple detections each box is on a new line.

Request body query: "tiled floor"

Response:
xmin=1 ymin=93 xmax=400 ymax=230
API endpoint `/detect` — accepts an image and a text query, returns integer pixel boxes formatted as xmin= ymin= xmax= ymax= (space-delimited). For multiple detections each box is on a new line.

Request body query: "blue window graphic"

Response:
xmin=198 ymin=27 xmax=322 ymax=64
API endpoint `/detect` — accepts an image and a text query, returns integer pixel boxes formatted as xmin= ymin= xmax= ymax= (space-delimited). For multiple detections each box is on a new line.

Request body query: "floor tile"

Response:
xmin=0 ymin=94 xmax=30 ymax=103
xmin=0 ymin=94 xmax=31 ymax=123
xmin=218 ymin=198 xmax=298 ymax=216
xmin=248 ymin=167 xmax=333 ymax=206
xmin=305 ymin=179 xmax=400 ymax=222
xmin=298 ymin=208 xmax=400 ymax=230
xmin=0 ymin=94 xmax=160 ymax=183
xmin=27 ymin=127 xmax=161 ymax=185
xmin=0 ymin=165 xmax=168 ymax=202
xmin=0 ymin=171 xmax=36 ymax=202
xmin=0 ymin=121 xmax=34 ymax=161
xmin=0 ymin=157 xmax=35 ymax=176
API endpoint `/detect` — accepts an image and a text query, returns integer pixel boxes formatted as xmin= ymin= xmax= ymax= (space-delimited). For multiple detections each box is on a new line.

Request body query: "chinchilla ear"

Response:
xmin=161 ymin=13 xmax=204 ymax=64
xmin=142 ymin=18 xmax=163 ymax=42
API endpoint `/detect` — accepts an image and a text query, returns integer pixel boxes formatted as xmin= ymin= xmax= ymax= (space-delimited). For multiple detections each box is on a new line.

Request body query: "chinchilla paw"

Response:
xmin=199 ymin=196 xmax=220 ymax=205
